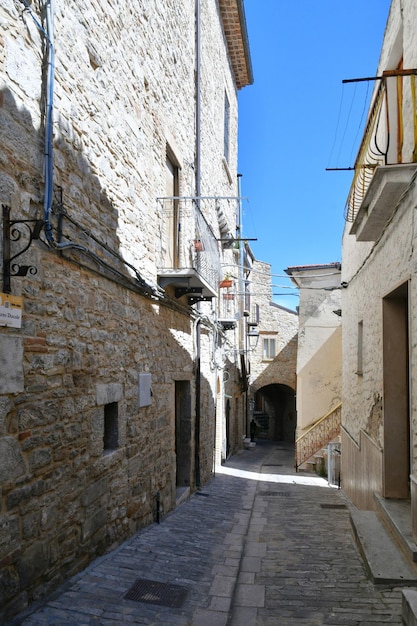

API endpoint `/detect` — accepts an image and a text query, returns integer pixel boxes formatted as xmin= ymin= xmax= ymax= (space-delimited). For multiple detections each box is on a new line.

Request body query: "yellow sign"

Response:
xmin=0 ymin=293 xmax=23 ymax=328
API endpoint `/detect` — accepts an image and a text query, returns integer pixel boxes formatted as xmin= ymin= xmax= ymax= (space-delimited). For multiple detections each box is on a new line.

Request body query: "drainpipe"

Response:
xmin=195 ymin=0 xmax=201 ymax=200
xmin=237 ymin=174 xmax=248 ymax=438
xmin=195 ymin=318 xmax=201 ymax=487
xmin=194 ymin=0 xmax=201 ymax=488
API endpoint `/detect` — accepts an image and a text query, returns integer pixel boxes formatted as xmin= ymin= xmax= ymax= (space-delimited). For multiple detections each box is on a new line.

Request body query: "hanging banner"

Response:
xmin=0 ymin=293 xmax=23 ymax=328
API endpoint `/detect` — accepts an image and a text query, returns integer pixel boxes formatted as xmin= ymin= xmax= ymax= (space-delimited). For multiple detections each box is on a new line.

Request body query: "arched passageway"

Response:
xmin=253 ymin=384 xmax=296 ymax=443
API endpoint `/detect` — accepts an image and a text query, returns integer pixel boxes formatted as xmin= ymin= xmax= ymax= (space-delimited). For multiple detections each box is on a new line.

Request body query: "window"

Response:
xmin=262 ymin=338 xmax=276 ymax=360
xmin=244 ymin=280 xmax=251 ymax=312
xmin=357 ymin=320 xmax=363 ymax=376
xmin=164 ymin=149 xmax=180 ymax=268
xmin=224 ymin=92 xmax=230 ymax=163
xmin=104 ymin=402 xmax=118 ymax=453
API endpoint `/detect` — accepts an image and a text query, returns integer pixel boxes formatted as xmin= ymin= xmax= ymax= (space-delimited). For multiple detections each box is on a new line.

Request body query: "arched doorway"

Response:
xmin=253 ymin=384 xmax=296 ymax=442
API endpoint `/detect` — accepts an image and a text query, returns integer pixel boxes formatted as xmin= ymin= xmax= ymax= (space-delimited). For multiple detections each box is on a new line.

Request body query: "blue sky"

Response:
xmin=238 ymin=0 xmax=391 ymax=309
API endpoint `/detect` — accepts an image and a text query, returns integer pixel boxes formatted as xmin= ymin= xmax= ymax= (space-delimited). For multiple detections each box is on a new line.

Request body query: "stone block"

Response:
xmin=18 ymin=542 xmax=48 ymax=589
xmin=0 ymin=336 xmax=23 ymax=394
xmin=6 ymin=480 xmax=45 ymax=510
xmin=22 ymin=511 xmax=40 ymax=540
xmin=0 ymin=437 xmax=26 ymax=483
xmin=0 ymin=515 xmax=20 ymax=559
xmin=28 ymin=448 xmax=52 ymax=472
xmin=81 ymin=477 xmax=108 ymax=507
xmin=82 ymin=506 xmax=107 ymax=541
xmin=0 ymin=567 xmax=19 ymax=606
xmin=96 ymin=383 xmax=123 ymax=405
xmin=0 ymin=397 xmax=12 ymax=435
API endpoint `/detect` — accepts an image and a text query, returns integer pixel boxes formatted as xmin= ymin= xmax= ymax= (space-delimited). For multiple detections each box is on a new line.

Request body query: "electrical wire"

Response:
xmin=19 ymin=0 xmax=156 ymax=295
xmin=350 ymin=81 xmax=370 ymax=165
xmin=327 ymin=83 xmax=345 ymax=169
xmin=336 ymin=82 xmax=358 ymax=167
xmin=221 ymin=263 xmax=341 ymax=280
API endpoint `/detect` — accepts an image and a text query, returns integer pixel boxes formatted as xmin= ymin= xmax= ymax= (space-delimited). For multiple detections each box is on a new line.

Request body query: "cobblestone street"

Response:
xmin=8 ymin=441 xmax=404 ymax=625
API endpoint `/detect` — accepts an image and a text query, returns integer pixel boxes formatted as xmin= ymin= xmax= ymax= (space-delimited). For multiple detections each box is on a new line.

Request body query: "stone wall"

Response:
xmin=250 ymin=261 xmax=298 ymax=394
xmin=0 ymin=0 xmax=248 ymax=618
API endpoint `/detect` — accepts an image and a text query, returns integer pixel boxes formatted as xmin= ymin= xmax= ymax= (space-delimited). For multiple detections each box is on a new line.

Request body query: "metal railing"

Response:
xmin=295 ymin=403 xmax=341 ymax=470
xmin=156 ymin=197 xmax=226 ymax=292
xmin=345 ymin=70 xmax=417 ymax=223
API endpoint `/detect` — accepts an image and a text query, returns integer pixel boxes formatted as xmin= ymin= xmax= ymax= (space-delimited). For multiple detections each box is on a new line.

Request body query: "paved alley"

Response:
xmin=7 ymin=441 xmax=404 ymax=625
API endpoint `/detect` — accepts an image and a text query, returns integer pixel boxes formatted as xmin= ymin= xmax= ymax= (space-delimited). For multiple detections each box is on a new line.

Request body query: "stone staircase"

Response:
xmin=252 ymin=411 xmax=270 ymax=438
xmin=303 ymin=438 xmax=341 ymax=484
xmin=348 ymin=493 xmax=417 ymax=624
xmin=295 ymin=403 xmax=341 ymax=474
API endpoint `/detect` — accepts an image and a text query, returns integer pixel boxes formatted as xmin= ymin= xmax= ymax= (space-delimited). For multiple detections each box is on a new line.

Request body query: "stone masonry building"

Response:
xmin=247 ymin=260 xmax=298 ymax=443
xmin=0 ymin=0 xmax=253 ymax=619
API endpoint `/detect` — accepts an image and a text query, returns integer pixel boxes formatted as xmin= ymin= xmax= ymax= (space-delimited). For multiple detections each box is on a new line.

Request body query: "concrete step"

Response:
xmin=403 ymin=589 xmax=417 ymax=626
xmin=374 ymin=493 xmax=417 ymax=562
xmin=350 ymin=509 xmax=417 ymax=586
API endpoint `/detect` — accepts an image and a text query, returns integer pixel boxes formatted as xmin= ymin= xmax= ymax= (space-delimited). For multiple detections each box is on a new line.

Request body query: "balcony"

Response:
xmin=346 ymin=70 xmax=417 ymax=240
xmin=156 ymin=197 xmax=224 ymax=304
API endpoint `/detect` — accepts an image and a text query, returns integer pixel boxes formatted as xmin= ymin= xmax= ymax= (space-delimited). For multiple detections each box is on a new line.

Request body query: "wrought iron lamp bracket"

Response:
xmin=2 ymin=204 xmax=44 ymax=293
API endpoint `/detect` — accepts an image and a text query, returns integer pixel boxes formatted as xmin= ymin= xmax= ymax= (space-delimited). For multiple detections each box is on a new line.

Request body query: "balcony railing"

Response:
xmin=157 ymin=197 xmax=240 ymax=301
xmin=345 ymin=70 xmax=417 ymax=223
xmin=295 ymin=403 xmax=341 ymax=471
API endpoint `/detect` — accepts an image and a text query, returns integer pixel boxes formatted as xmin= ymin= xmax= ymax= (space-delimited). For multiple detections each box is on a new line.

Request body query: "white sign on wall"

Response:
xmin=0 ymin=293 xmax=23 ymax=328
xmin=138 ymin=372 xmax=152 ymax=408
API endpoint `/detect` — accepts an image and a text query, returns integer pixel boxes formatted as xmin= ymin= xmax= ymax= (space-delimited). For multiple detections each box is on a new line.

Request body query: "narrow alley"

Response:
xmin=7 ymin=441 xmax=403 ymax=626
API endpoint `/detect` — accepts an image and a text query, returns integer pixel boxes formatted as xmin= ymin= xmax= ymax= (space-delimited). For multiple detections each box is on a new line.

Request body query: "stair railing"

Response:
xmin=295 ymin=403 xmax=342 ymax=470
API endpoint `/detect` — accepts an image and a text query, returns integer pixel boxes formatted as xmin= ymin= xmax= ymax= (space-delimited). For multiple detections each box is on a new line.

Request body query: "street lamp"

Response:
xmin=247 ymin=323 xmax=259 ymax=351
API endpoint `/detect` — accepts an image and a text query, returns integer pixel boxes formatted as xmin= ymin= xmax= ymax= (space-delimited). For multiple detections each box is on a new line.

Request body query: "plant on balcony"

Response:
xmin=219 ymin=273 xmax=233 ymax=288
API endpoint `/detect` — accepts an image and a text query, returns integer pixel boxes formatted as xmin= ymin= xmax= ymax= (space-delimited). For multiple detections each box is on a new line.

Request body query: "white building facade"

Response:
xmin=341 ymin=0 xmax=417 ymax=523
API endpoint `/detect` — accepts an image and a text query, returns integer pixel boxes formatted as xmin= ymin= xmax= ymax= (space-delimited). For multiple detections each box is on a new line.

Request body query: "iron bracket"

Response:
xmin=2 ymin=204 xmax=44 ymax=294
xmin=175 ymin=286 xmax=203 ymax=299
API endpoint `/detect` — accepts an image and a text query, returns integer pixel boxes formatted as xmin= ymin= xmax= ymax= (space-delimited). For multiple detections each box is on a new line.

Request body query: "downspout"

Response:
xmin=18 ymin=0 xmax=55 ymax=243
xmin=195 ymin=319 xmax=201 ymax=487
xmin=19 ymin=0 xmax=156 ymax=296
xmin=237 ymin=174 xmax=248 ymax=437
xmin=194 ymin=0 xmax=201 ymax=488
xmin=196 ymin=0 xmax=201 ymax=200
xmin=43 ymin=0 xmax=55 ymax=245
xmin=20 ymin=0 xmax=86 ymax=251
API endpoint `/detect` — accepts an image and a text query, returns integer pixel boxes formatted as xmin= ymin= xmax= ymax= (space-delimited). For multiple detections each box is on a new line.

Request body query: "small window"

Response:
xmin=262 ymin=338 xmax=276 ymax=360
xmin=104 ymin=402 xmax=118 ymax=452
xmin=224 ymin=92 xmax=230 ymax=163
xmin=244 ymin=280 xmax=251 ymax=312
xmin=357 ymin=320 xmax=363 ymax=376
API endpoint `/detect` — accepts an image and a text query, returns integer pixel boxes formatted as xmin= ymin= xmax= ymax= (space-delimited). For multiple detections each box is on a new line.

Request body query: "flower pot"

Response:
xmin=194 ymin=239 xmax=204 ymax=251
xmin=219 ymin=279 xmax=233 ymax=288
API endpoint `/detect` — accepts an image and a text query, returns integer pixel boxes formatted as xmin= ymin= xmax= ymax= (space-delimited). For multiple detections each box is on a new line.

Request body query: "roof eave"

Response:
xmin=219 ymin=0 xmax=254 ymax=90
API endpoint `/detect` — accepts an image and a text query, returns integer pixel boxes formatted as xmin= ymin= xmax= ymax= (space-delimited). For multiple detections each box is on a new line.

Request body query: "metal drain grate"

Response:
xmin=259 ymin=491 xmax=290 ymax=497
xmin=124 ymin=578 xmax=188 ymax=608
xmin=320 ymin=503 xmax=347 ymax=510
xmin=263 ymin=464 xmax=283 ymax=467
